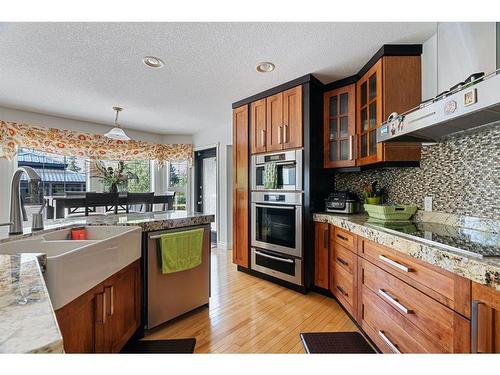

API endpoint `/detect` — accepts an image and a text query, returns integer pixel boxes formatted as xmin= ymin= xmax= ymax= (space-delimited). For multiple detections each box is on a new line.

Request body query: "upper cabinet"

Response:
xmin=251 ymin=85 xmax=303 ymax=154
xmin=356 ymin=56 xmax=422 ymax=166
xmin=323 ymin=50 xmax=423 ymax=169
xmin=323 ymin=84 xmax=356 ymax=168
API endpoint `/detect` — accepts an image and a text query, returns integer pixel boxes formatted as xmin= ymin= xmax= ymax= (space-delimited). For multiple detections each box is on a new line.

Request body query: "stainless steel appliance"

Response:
xmin=251 ymin=191 xmax=302 ymax=258
xmin=251 ymin=149 xmax=303 ymax=191
xmin=378 ymin=70 xmax=500 ymax=143
xmin=251 ymin=247 xmax=302 ymax=285
xmin=325 ymin=191 xmax=361 ymax=214
xmin=145 ymin=224 xmax=210 ymax=329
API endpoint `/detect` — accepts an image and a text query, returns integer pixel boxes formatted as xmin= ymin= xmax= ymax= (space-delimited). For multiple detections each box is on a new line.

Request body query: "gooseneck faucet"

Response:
xmin=9 ymin=166 xmax=41 ymax=234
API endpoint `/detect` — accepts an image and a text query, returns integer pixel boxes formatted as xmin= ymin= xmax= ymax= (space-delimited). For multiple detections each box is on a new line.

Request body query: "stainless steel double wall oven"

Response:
xmin=250 ymin=149 xmax=304 ymax=286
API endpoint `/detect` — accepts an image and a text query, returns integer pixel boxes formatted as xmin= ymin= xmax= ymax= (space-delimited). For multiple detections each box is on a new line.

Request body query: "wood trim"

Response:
xmin=314 ymin=222 xmax=329 ymax=289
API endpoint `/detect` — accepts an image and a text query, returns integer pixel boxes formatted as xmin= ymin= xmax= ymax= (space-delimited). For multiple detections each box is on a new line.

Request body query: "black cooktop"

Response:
xmin=365 ymin=219 xmax=499 ymax=258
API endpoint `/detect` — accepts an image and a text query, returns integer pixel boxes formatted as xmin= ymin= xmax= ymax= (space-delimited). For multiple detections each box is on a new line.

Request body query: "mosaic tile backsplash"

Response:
xmin=335 ymin=124 xmax=500 ymax=220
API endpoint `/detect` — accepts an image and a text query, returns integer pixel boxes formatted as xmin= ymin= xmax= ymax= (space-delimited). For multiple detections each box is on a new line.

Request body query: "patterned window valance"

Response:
xmin=0 ymin=121 xmax=193 ymax=166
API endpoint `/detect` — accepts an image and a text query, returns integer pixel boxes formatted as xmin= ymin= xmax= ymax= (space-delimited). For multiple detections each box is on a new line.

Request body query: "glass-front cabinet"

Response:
xmin=356 ymin=59 xmax=383 ymax=165
xmin=323 ymin=84 xmax=356 ymax=168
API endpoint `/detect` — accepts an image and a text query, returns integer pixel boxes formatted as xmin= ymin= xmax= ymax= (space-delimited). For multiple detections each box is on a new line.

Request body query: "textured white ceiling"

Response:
xmin=0 ymin=22 xmax=436 ymax=135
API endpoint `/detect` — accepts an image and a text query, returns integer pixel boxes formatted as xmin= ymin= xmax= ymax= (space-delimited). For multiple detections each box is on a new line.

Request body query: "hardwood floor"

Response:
xmin=144 ymin=248 xmax=358 ymax=353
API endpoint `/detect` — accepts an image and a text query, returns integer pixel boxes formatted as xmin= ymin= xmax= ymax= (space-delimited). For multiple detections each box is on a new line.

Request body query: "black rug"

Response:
xmin=121 ymin=338 xmax=196 ymax=354
xmin=300 ymin=332 xmax=375 ymax=354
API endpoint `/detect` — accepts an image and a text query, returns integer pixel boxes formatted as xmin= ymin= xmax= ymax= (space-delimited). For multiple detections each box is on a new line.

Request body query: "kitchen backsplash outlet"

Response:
xmin=334 ymin=124 xmax=500 ymax=220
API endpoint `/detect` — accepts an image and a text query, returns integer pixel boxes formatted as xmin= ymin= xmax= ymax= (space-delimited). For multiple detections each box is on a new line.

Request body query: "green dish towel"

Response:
xmin=263 ymin=162 xmax=278 ymax=189
xmin=159 ymin=228 xmax=204 ymax=274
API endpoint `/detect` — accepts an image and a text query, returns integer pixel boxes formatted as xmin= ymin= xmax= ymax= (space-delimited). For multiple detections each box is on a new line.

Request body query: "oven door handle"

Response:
xmin=256 ymin=161 xmax=296 ymax=167
xmin=255 ymin=251 xmax=294 ymax=263
xmin=254 ymin=204 xmax=295 ymax=210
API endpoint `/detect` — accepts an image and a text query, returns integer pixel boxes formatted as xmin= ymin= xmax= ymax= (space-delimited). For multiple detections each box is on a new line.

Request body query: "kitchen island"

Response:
xmin=0 ymin=211 xmax=214 ymax=353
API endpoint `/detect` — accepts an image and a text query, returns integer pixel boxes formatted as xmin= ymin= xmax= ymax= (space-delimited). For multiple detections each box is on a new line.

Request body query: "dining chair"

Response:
xmin=85 ymin=192 xmax=119 ymax=216
xmin=126 ymin=192 xmax=154 ymax=213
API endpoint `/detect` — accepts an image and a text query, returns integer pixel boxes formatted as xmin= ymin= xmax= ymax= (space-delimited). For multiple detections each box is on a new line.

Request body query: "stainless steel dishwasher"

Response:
xmin=145 ymin=224 xmax=210 ymax=329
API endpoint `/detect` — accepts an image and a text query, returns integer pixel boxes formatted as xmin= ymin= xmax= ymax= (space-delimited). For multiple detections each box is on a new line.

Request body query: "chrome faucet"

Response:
xmin=9 ymin=166 xmax=41 ymax=234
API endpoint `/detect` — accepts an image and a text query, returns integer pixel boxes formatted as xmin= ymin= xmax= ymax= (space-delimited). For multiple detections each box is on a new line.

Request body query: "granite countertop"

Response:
xmin=0 ymin=254 xmax=63 ymax=353
xmin=0 ymin=210 xmax=215 ymax=244
xmin=0 ymin=210 xmax=215 ymax=353
xmin=313 ymin=213 xmax=500 ymax=290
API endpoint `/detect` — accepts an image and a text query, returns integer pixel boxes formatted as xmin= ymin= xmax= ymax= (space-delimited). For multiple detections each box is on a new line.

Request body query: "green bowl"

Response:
xmin=364 ymin=204 xmax=417 ymax=221
xmin=365 ymin=197 xmax=381 ymax=205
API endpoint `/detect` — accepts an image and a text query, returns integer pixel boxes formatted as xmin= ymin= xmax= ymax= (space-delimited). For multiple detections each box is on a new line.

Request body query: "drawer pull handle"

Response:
xmin=378 ymin=330 xmax=401 ymax=354
xmin=471 ymin=300 xmax=484 ymax=353
xmin=336 ymin=257 xmax=349 ymax=266
xmin=378 ymin=289 xmax=412 ymax=314
xmin=379 ymin=255 xmax=411 ymax=273
xmin=337 ymin=234 xmax=348 ymax=241
xmin=336 ymin=285 xmax=348 ymax=297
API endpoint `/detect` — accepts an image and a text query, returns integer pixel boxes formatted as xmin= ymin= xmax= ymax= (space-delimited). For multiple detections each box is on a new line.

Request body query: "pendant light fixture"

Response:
xmin=104 ymin=106 xmax=131 ymax=141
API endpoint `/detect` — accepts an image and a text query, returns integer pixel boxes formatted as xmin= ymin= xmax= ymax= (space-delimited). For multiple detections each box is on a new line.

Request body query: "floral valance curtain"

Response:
xmin=0 ymin=120 xmax=193 ymax=166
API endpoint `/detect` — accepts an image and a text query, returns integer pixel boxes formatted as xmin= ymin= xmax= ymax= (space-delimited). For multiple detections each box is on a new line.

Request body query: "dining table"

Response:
xmin=52 ymin=192 xmax=175 ymax=219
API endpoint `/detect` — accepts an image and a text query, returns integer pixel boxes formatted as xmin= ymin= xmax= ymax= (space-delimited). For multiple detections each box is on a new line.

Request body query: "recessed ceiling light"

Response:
xmin=143 ymin=56 xmax=164 ymax=69
xmin=256 ymin=62 xmax=275 ymax=73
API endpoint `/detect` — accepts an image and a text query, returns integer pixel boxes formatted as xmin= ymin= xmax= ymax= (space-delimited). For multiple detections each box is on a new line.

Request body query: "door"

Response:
xmin=266 ymin=92 xmax=284 ymax=152
xmin=314 ymin=222 xmax=329 ymax=289
xmin=232 ymin=105 xmax=249 ymax=267
xmin=195 ymin=147 xmax=217 ymax=244
xmin=104 ymin=260 xmax=141 ymax=353
xmin=282 ymin=86 xmax=303 ymax=150
xmin=472 ymin=282 xmax=500 ymax=353
xmin=55 ymin=283 xmax=106 ymax=353
xmin=251 ymin=98 xmax=267 ymax=154
xmin=252 ymin=202 xmax=302 ymax=257
xmin=324 ymin=84 xmax=356 ymax=168
xmin=357 ymin=59 xmax=383 ymax=165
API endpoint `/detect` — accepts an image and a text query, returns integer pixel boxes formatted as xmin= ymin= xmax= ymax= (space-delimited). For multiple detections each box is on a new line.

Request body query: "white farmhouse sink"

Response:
xmin=0 ymin=225 xmax=142 ymax=310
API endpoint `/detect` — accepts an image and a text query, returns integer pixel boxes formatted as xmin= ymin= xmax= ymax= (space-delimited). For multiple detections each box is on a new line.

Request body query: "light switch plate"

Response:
xmin=424 ymin=196 xmax=433 ymax=212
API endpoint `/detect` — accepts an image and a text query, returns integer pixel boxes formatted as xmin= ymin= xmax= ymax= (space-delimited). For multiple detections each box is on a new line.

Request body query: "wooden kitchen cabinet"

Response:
xmin=103 ymin=260 xmax=141 ymax=353
xmin=55 ymin=260 xmax=141 ymax=353
xmin=472 ymin=282 xmax=500 ymax=353
xmin=356 ymin=56 xmax=422 ymax=166
xmin=314 ymin=222 xmax=329 ymax=289
xmin=323 ymin=84 xmax=356 ymax=168
xmin=250 ymin=98 xmax=267 ymax=154
xmin=282 ymin=85 xmax=303 ymax=150
xmin=250 ymin=86 xmax=303 ymax=154
xmin=232 ymin=105 xmax=249 ymax=268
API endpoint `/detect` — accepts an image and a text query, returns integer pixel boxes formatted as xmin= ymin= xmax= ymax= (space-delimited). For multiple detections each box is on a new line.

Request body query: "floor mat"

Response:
xmin=300 ymin=332 xmax=376 ymax=354
xmin=121 ymin=338 xmax=196 ymax=354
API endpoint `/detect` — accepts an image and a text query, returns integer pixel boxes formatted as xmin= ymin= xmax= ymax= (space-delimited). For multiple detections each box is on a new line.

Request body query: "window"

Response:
xmin=94 ymin=160 xmax=151 ymax=193
xmin=17 ymin=148 xmax=87 ymax=203
xmin=17 ymin=148 xmax=153 ymax=203
xmin=167 ymin=160 xmax=188 ymax=210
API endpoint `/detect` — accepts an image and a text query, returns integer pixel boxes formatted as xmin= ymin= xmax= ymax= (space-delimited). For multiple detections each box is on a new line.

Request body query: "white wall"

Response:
xmin=192 ymin=122 xmax=232 ymax=250
xmin=0 ymin=106 xmax=193 ymax=221
xmin=436 ymin=23 xmax=496 ymax=94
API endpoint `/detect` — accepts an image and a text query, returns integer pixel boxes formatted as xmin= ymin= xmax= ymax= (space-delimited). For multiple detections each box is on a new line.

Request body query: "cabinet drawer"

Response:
xmin=360 ymin=258 xmax=470 ymax=353
xmin=361 ymin=286 xmax=446 ymax=353
xmin=333 ymin=226 xmax=357 ymax=251
xmin=333 ymin=243 xmax=356 ymax=275
xmin=333 ymin=262 xmax=355 ymax=313
xmin=358 ymin=238 xmax=471 ymax=317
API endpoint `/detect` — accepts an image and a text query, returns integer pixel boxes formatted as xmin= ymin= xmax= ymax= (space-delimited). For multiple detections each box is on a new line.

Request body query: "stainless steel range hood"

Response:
xmin=378 ymin=70 xmax=500 ymax=142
